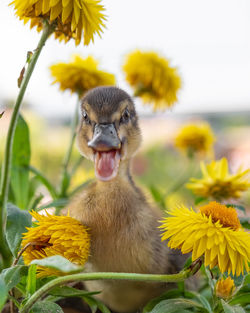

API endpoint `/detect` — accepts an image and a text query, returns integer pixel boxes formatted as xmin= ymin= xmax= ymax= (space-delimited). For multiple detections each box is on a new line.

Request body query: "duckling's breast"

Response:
xmin=69 ymin=179 xmax=169 ymax=274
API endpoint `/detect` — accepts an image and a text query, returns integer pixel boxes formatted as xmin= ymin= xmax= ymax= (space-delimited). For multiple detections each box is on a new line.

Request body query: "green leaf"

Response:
xmin=83 ymin=296 xmax=98 ymax=313
xmin=143 ymin=290 xmax=183 ymax=313
xmin=188 ymin=291 xmax=212 ymax=313
xmin=83 ymin=296 xmax=111 ymax=313
xmin=149 ymin=185 xmax=166 ymax=210
xmin=237 ymin=285 xmax=250 ymax=295
xmin=234 ymin=205 xmax=246 ymax=214
xmin=8 ymin=293 xmax=21 ymax=309
xmin=28 ymin=193 xmax=44 ymax=211
xmin=221 ymin=300 xmax=246 ymax=313
xmin=243 ymin=274 xmax=250 ymax=286
xmin=143 ymin=289 xmax=207 ymax=313
xmin=61 ymin=172 xmax=71 ymax=197
xmin=226 ymin=204 xmax=246 ymax=214
xmin=26 ymin=264 xmax=37 ymax=296
xmin=229 ymin=293 xmax=250 ymax=306
xmin=26 ymin=51 xmax=33 ymax=63
xmin=234 ymin=274 xmax=250 ymax=296
xmin=0 ymin=265 xmax=28 ymax=291
xmin=0 ymin=111 xmax=4 ymax=119
xmin=195 ymin=197 xmax=207 ymax=205
xmin=147 ymin=298 xmax=206 ymax=313
xmin=204 ymin=267 xmax=215 ymax=290
xmin=28 ymin=165 xmax=57 ymax=199
xmin=27 ymin=175 xmax=43 ymax=208
xmin=36 ymin=198 xmax=68 ymax=211
xmin=0 ymin=277 xmax=8 ymax=311
xmin=183 ymin=256 xmax=192 ymax=269
xmin=31 ymin=255 xmax=83 ymax=273
xmin=6 ymin=203 xmax=32 ymax=256
xmin=32 ymin=301 xmax=64 ymax=313
xmin=10 ymin=114 xmax=31 ymax=209
xmin=240 ymin=218 xmax=250 ymax=230
xmin=48 ymin=286 xmax=100 ymax=298
xmin=177 ymin=281 xmax=185 ymax=293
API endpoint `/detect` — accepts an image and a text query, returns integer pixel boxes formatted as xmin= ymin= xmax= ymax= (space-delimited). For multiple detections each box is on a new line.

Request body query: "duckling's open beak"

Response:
xmin=88 ymin=124 xmax=121 ymax=182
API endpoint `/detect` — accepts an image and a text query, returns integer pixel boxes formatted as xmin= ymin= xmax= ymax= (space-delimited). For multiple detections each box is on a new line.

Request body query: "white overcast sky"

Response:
xmin=0 ymin=0 xmax=250 ymax=118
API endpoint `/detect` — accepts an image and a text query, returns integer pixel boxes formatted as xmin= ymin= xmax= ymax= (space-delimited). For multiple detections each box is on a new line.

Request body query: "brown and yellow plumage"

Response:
xmin=67 ymin=86 xmax=185 ymax=312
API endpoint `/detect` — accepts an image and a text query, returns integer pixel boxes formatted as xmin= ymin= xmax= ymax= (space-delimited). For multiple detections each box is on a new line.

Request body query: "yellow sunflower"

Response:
xmin=160 ymin=201 xmax=250 ymax=276
xmin=22 ymin=211 xmax=90 ymax=277
xmin=123 ymin=50 xmax=181 ymax=110
xmin=216 ymin=277 xmax=236 ymax=299
xmin=175 ymin=122 xmax=215 ymax=157
xmin=50 ymin=55 xmax=115 ymax=95
xmin=186 ymin=158 xmax=250 ymax=200
xmin=10 ymin=0 xmax=106 ymax=45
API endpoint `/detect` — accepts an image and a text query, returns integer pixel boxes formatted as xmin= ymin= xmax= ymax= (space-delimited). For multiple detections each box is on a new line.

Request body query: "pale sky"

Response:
xmin=0 ymin=0 xmax=250 ymax=118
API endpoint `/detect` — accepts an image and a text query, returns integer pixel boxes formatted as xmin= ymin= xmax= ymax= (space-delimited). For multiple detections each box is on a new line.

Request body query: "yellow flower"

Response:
xmin=10 ymin=0 xmax=106 ymax=46
xmin=160 ymin=201 xmax=250 ymax=276
xmin=123 ymin=50 xmax=181 ymax=110
xmin=186 ymin=158 xmax=250 ymax=200
xmin=22 ymin=211 xmax=90 ymax=277
xmin=175 ymin=122 xmax=215 ymax=157
xmin=216 ymin=277 xmax=236 ymax=299
xmin=50 ymin=55 xmax=115 ymax=95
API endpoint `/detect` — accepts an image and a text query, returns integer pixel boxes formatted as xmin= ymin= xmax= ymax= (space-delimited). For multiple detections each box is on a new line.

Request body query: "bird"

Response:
xmin=67 ymin=86 xmax=185 ymax=313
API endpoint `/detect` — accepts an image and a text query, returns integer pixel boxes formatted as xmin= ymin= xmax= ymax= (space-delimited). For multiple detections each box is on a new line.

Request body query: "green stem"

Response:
xmin=0 ymin=21 xmax=54 ymax=266
xmin=20 ymin=264 xmax=200 ymax=313
xmin=59 ymin=96 xmax=80 ymax=199
xmin=164 ymin=158 xmax=197 ymax=198
xmin=70 ymin=156 xmax=83 ymax=177
xmin=28 ymin=165 xmax=58 ymax=199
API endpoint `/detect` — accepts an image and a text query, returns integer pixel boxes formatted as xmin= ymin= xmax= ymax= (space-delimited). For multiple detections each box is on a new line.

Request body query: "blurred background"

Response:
xmin=0 ymin=0 xmax=250 ymax=209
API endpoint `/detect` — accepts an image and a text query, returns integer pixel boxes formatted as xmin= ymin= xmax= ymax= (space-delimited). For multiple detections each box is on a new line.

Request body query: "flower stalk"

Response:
xmin=19 ymin=263 xmax=201 ymax=313
xmin=0 ymin=20 xmax=54 ymax=265
xmin=59 ymin=95 xmax=80 ymax=200
xmin=12 ymin=242 xmax=52 ymax=267
xmin=164 ymin=158 xmax=196 ymax=198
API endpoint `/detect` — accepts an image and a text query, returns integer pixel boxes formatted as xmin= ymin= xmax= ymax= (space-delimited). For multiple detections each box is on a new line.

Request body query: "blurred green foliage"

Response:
xmin=1 ymin=107 xmax=250 ymax=313
xmin=1 ymin=108 xmax=250 ymax=212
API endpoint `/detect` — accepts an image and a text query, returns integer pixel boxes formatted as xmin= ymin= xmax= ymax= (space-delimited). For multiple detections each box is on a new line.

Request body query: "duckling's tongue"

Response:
xmin=94 ymin=150 xmax=120 ymax=181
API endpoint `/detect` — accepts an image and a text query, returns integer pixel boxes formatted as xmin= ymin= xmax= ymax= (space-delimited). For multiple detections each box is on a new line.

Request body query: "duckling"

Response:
xmin=68 ymin=86 xmax=184 ymax=313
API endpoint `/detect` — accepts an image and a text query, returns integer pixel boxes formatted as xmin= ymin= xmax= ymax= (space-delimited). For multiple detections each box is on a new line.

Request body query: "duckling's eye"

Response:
xmin=82 ymin=110 xmax=90 ymax=124
xmin=120 ymin=109 xmax=130 ymax=124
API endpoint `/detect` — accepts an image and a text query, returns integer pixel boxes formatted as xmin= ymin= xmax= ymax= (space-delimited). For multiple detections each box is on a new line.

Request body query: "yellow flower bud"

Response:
xmin=216 ymin=277 xmax=236 ymax=299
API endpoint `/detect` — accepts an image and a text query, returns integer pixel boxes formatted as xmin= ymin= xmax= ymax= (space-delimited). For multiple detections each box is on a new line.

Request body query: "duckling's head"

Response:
xmin=77 ymin=86 xmax=142 ymax=181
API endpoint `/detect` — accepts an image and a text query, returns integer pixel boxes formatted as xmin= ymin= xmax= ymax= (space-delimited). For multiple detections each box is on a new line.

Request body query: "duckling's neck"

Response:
xmin=96 ymin=158 xmax=133 ymax=187
xmin=84 ymin=158 xmax=146 ymax=234
xmin=95 ymin=158 xmax=146 ymax=207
